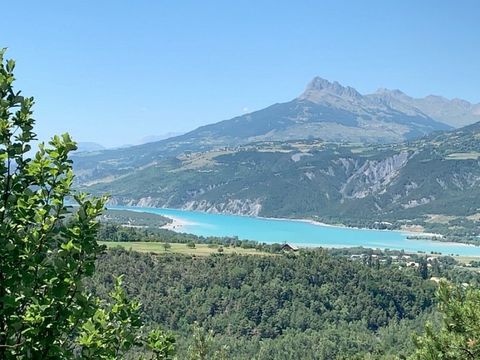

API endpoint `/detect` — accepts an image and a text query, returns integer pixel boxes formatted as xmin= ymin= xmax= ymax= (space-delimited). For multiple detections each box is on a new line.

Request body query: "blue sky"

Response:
xmin=2 ymin=0 xmax=479 ymax=147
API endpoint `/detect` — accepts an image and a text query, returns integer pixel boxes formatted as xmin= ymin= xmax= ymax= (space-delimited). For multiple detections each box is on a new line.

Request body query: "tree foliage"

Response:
xmin=91 ymin=248 xmax=439 ymax=359
xmin=412 ymin=282 xmax=480 ymax=359
xmin=0 ymin=49 xmax=174 ymax=359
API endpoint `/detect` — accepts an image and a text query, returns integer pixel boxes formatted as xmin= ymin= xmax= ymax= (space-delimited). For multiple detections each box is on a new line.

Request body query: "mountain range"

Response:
xmin=72 ymin=78 xmax=480 ymax=237
xmin=175 ymin=77 xmax=453 ymax=146
xmin=72 ymin=77 xmax=480 ymax=183
xmin=172 ymin=76 xmax=480 ymax=146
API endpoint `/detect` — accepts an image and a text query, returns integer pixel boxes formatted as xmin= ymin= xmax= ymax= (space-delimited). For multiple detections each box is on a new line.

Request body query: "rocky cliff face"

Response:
xmin=341 ymin=152 xmax=411 ymax=199
xmin=107 ymin=196 xmax=164 ymax=208
xmin=106 ymin=196 xmax=263 ymax=216
xmin=182 ymin=199 xmax=262 ymax=216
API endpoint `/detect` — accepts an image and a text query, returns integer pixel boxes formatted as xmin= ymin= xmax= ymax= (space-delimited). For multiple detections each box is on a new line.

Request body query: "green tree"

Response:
xmin=412 ymin=282 xmax=480 ymax=359
xmin=418 ymin=258 xmax=429 ymax=280
xmin=163 ymin=242 xmax=171 ymax=251
xmin=0 ymin=49 xmax=174 ymax=359
xmin=146 ymin=328 xmax=176 ymax=360
xmin=187 ymin=322 xmax=228 ymax=360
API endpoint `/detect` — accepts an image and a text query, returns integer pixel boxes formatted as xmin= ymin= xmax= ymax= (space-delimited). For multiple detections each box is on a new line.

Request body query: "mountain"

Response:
xmin=181 ymin=77 xmax=450 ymax=145
xmin=370 ymin=89 xmax=480 ymax=128
xmin=73 ymin=133 xmax=185 ymax=153
xmin=137 ymin=132 xmax=184 ymax=144
xmin=72 ymin=77 xmax=460 ymax=183
xmin=78 ymin=121 xmax=480 ymax=239
xmin=74 ymin=142 xmax=106 ymax=153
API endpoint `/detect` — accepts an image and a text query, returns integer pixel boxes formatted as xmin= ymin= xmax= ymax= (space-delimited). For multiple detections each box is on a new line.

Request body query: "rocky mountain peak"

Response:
xmin=375 ymin=88 xmax=407 ymax=97
xmin=300 ymin=76 xmax=362 ymax=102
xmin=450 ymin=98 xmax=473 ymax=108
xmin=371 ymin=89 xmax=413 ymax=105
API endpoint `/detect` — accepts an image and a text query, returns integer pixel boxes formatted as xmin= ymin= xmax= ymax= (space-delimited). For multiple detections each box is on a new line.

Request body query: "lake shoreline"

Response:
xmin=162 ymin=215 xmax=196 ymax=231
xmin=161 ymin=212 xmax=478 ymax=250
xmin=108 ymin=205 xmax=480 ymax=255
xmin=161 ymin=209 xmax=443 ymax=239
xmin=109 ymin=203 xmax=440 ymax=238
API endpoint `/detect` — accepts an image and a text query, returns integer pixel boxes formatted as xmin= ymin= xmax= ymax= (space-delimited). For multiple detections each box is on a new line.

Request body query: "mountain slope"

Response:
xmin=179 ymin=77 xmax=451 ymax=145
xmin=370 ymin=89 xmax=480 ymax=128
xmin=73 ymin=77 xmax=457 ymax=183
xmin=79 ymin=122 xmax=480 ymax=236
xmin=74 ymin=142 xmax=105 ymax=153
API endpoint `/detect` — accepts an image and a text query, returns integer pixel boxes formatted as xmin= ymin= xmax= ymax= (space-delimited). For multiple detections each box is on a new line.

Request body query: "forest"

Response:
xmin=87 ymin=245 xmax=479 ymax=359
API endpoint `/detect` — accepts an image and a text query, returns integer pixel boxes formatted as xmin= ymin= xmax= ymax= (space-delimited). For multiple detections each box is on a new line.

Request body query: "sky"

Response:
xmin=2 ymin=0 xmax=479 ymax=147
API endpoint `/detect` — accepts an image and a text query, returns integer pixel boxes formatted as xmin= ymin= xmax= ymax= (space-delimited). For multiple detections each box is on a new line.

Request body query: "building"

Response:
xmin=282 ymin=243 xmax=299 ymax=252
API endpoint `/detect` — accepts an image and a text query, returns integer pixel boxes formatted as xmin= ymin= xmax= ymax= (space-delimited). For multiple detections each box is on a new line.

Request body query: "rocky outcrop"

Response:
xmin=182 ymin=199 xmax=262 ymax=216
xmin=341 ymin=151 xmax=411 ymax=198
xmin=107 ymin=196 xmax=163 ymax=208
xmin=335 ymin=158 xmax=361 ymax=174
xmin=402 ymin=197 xmax=434 ymax=209
xmin=106 ymin=195 xmax=263 ymax=216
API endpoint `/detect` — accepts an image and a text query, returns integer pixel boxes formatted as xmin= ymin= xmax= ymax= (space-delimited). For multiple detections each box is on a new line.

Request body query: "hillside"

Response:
xmin=77 ymin=122 xmax=480 ymax=239
xmin=371 ymin=89 xmax=480 ymax=128
xmin=91 ymin=248 xmax=438 ymax=359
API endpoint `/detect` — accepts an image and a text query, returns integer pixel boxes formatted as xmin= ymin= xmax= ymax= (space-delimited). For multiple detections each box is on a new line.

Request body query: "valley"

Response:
xmin=3 ymin=4 xmax=480 ymax=359
xmin=74 ymin=121 xmax=480 ymax=244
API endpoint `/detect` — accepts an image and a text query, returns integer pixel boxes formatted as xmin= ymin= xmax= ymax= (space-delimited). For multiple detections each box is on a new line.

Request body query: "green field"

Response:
xmin=450 ymin=255 xmax=480 ymax=265
xmin=100 ymin=241 xmax=274 ymax=256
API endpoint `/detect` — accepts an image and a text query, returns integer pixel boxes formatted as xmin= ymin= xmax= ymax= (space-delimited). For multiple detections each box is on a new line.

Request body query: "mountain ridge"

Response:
xmin=72 ymin=77 xmax=479 ymax=189
xmin=76 ymin=76 xmax=480 ymax=157
xmin=77 ymin=77 xmax=479 ymax=155
xmin=181 ymin=76 xmax=451 ymax=145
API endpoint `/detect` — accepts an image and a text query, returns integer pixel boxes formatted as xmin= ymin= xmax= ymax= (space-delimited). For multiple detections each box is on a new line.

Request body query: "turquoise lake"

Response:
xmin=110 ymin=206 xmax=480 ymax=257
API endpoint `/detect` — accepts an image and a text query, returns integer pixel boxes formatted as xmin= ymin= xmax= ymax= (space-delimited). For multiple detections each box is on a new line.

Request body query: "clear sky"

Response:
xmin=2 ymin=0 xmax=479 ymax=147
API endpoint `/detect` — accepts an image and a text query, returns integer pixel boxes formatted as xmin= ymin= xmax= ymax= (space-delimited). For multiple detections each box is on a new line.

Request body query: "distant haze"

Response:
xmin=77 ymin=132 xmax=185 ymax=152
xmin=137 ymin=132 xmax=184 ymax=145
